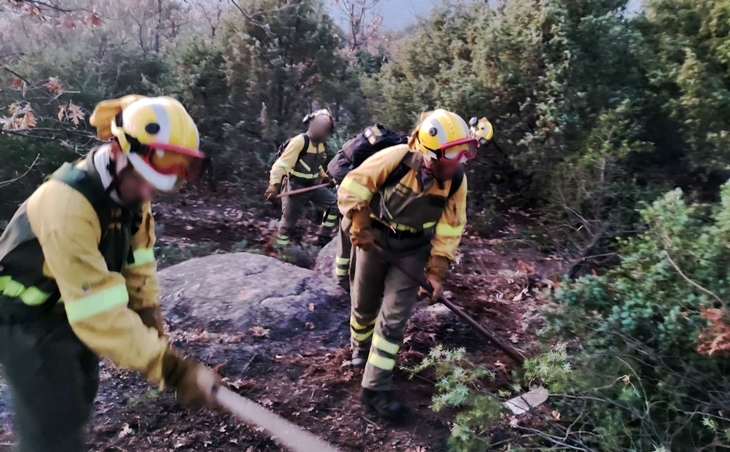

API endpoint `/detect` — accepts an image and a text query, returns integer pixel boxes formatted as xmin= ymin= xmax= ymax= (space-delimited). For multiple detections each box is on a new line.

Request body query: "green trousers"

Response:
xmin=350 ymin=233 xmax=431 ymax=391
xmin=334 ymin=219 xmax=353 ymax=290
xmin=0 ymin=305 xmax=99 ymax=452
xmin=277 ymin=178 xmax=338 ymax=247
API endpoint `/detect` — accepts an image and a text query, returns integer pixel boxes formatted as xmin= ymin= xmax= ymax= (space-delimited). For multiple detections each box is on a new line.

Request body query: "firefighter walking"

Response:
xmin=265 ymin=110 xmax=338 ymax=248
xmin=0 ymin=95 xmax=220 ymax=452
xmin=338 ymin=109 xmax=478 ymax=418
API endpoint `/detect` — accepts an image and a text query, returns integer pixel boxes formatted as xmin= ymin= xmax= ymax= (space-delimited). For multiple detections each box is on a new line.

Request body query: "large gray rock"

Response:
xmin=314 ymin=239 xmax=337 ymax=278
xmin=159 ymin=252 xmax=348 ymax=339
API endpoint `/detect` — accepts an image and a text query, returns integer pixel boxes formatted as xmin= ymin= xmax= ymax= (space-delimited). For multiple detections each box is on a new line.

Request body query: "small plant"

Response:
xmin=403 ymin=345 xmax=501 ymax=452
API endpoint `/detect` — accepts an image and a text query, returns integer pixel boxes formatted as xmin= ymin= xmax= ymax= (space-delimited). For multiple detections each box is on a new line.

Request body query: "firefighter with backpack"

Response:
xmin=265 ymin=109 xmax=338 ymax=248
xmin=327 ymin=124 xmax=408 ymax=291
xmin=338 ymin=109 xmax=479 ymax=419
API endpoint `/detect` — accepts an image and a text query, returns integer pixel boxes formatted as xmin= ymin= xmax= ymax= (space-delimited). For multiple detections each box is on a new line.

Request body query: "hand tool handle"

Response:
xmin=372 ymin=244 xmax=527 ymax=366
xmin=216 ymin=387 xmax=341 ymax=452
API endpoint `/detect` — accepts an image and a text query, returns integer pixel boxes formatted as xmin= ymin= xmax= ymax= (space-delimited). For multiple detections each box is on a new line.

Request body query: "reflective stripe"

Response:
xmin=322 ymin=221 xmax=337 ymax=228
xmin=436 ymin=222 xmax=465 ymax=237
xmin=290 ymin=170 xmax=317 ymax=179
xmin=299 ymin=160 xmax=311 ymax=172
xmin=423 ymin=222 xmax=437 ymax=229
xmin=371 ymin=217 xmax=419 ymax=233
xmin=341 ymin=177 xmax=373 ymax=201
xmin=126 ymin=248 xmax=155 ymax=268
xmin=368 ymin=352 xmax=396 ymax=371
xmin=336 ymin=257 xmax=350 ymax=265
xmin=326 ymin=214 xmax=338 ymax=221
xmin=350 ymin=315 xmax=377 ymax=330
xmin=336 ymin=268 xmax=349 ymax=276
xmin=277 ymin=237 xmax=290 ymax=245
xmin=273 ymin=159 xmax=292 ymax=171
xmin=65 ymin=284 xmax=129 ymax=323
xmin=0 ymin=275 xmax=52 ymax=306
xmin=373 ymin=333 xmax=400 ymax=355
xmin=351 ymin=328 xmax=374 ymax=342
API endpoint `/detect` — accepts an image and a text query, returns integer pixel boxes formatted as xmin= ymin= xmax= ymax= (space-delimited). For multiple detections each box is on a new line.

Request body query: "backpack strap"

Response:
xmin=448 ymin=165 xmax=465 ymax=199
xmin=51 ymin=162 xmax=108 ymax=207
xmin=299 ymin=134 xmax=311 ymax=160
xmin=382 ymin=155 xmax=464 ymax=199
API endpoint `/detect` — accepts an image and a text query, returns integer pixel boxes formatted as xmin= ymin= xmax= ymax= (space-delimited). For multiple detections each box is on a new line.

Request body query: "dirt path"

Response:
xmin=0 ymin=189 xmax=561 ymax=452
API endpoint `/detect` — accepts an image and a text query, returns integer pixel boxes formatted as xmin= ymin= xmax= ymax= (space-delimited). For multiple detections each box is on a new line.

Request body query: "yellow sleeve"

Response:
xmin=431 ymin=175 xmax=468 ymax=262
xmin=270 ymin=134 xmax=306 ymax=185
xmin=338 ymin=145 xmax=411 ymax=218
xmin=28 ymin=181 xmax=167 ymax=383
xmin=319 ymin=166 xmax=327 ymax=179
xmin=123 ymin=203 xmax=159 ymax=311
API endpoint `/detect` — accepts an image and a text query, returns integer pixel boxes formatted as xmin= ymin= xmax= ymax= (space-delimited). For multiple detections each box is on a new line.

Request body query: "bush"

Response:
xmin=541 ymin=182 xmax=730 ymax=451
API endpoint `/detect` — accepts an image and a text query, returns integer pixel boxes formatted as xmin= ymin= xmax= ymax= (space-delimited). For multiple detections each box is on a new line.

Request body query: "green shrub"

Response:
xmin=541 ymin=182 xmax=730 ymax=451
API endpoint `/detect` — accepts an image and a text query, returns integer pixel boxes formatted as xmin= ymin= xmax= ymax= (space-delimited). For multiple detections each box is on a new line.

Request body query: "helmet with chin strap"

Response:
xmin=90 ymin=95 xmax=205 ymax=192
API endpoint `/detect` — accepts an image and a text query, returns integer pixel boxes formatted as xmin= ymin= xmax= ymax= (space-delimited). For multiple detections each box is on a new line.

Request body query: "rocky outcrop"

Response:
xmin=314 ymin=239 xmax=337 ymax=278
xmin=159 ymin=252 xmax=348 ymax=341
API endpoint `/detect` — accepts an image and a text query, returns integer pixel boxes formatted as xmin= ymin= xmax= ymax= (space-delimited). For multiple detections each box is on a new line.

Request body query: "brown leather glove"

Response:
xmin=420 ymin=255 xmax=450 ymax=303
xmin=137 ymin=305 xmax=165 ymax=337
xmin=162 ymin=347 xmax=221 ymax=409
xmin=349 ymin=208 xmax=376 ymax=252
xmin=264 ymin=183 xmax=281 ymax=202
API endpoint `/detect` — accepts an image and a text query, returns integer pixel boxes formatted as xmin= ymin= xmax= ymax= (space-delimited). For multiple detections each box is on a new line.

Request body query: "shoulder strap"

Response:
xmin=299 ymin=134 xmax=311 ymax=159
xmin=448 ymin=165 xmax=465 ymax=199
xmin=51 ymin=162 xmax=107 ymax=207
xmin=382 ymin=157 xmax=410 ymax=189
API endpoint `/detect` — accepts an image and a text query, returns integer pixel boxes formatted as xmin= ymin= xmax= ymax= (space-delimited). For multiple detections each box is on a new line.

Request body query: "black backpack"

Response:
xmin=275 ymin=134 xmax=311 ymax=161
xmin=327 ymin=124 xmax=464 ymax=198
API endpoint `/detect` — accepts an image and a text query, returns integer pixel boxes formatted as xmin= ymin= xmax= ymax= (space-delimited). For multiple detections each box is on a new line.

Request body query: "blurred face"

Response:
xmin=117 ymin=169 xmax=158 ymax=205
xmin=110 ymin=142 xmax=158 ymax=205
xmin=429 ymin=159 xmax=462 ymax=182
xmin=308 ymin=116 xmax=332 ymax=142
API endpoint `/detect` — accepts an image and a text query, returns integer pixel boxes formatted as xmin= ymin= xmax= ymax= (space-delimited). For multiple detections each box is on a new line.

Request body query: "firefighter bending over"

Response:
xmin=0 ymin=96 xmax=220 ymax=452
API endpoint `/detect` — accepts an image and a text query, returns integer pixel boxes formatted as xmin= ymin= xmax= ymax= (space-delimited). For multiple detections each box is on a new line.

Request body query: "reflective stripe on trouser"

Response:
xmin=334 ymin=220 xmax=353 ymax=280
xmin=351 ymin=237 xmax=431 ymax=391
xmin=0 ymin=306 xmax=99 ymax=452
xmin=279 ymin=178 xmax=338 ymax=242
xmin=318 ymin=206 xmax=339 ymax=243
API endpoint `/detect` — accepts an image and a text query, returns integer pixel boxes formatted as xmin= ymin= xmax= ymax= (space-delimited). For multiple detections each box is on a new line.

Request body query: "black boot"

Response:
xmin=360 ymin=388 xmax=405 ymax=419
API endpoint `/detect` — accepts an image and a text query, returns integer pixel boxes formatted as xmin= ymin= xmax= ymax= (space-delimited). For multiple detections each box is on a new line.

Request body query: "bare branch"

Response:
xmin=227 ymin=0 xmax=274 ymax=37
xmin=0 ymin=153 xmax=40 ymax=188
xmin=663 ymin=250 xmax=727 ymax=308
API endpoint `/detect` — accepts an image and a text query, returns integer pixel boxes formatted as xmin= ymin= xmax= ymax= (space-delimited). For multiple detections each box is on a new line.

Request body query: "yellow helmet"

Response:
xmin=90 ymin=96 xmax=204 ymax=192
xmin=412 ymin=109 xmax=478 ymax=163
xmin=469 ymin=116 xmax=494 ymax=145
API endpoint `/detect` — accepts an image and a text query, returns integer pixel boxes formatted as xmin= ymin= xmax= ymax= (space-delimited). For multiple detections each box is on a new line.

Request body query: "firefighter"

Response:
xmin=265 ymin=110 xmax=338 ymax=248
xmin=0 ymin=95 xmax=220 ymax=452
xmin=338 ymin=109 xmax=478 ymax=419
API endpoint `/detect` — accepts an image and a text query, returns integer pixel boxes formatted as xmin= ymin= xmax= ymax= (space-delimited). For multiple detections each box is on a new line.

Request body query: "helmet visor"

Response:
xmin=144 ymin=143 xmax=205 ymax=182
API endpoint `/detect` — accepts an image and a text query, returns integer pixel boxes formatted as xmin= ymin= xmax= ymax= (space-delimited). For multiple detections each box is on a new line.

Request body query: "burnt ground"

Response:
xmin=0 ymin=185 xmax=564 ymax=452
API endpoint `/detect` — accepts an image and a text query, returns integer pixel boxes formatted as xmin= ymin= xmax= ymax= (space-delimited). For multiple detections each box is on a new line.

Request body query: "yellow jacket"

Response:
xmin=270 ymin=133 xmax=327 ymax=185
xmin=338 ymin=145 xmax=467 ymax=262
xmin=27 ymin=180 xmax=167 ymax=382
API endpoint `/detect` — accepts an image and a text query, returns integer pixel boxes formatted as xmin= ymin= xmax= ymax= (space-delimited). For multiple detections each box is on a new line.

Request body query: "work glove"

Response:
xmin=420 ymin=255 xmax=450 ymax=304
xmin=137 ymin=305 xmax=165 ymax=337
xmin=321 ymin=176 xmax=333 ymax=186
xmin=349 ymin=208 xmax=376 ymax=252
xmin=264 ymin=183 xmax=281 ymax=202
xmin=162 ymin=347 xmax=221 ymax=409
